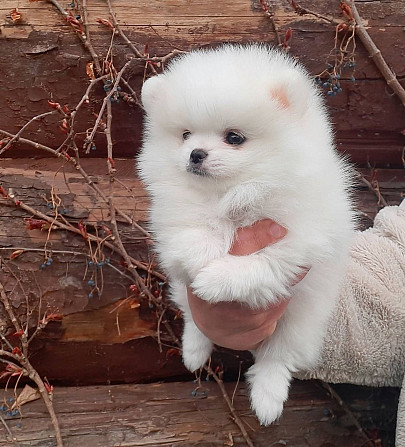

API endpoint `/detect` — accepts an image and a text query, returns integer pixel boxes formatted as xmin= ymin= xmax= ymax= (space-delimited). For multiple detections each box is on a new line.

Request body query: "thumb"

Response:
xmin=230 ymin=219 xmax=287 ymax=256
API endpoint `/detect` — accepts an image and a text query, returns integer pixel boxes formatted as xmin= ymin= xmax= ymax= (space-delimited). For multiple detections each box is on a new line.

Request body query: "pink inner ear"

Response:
xmin=270 ymin=88 xmax=290 ymax=109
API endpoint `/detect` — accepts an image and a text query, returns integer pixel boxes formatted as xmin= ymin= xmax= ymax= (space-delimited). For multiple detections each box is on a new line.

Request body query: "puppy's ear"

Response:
xmin=141 ymin=75 xmax=164 ymax=112
xmin=269 ymin=70 xmax=312 ymax=118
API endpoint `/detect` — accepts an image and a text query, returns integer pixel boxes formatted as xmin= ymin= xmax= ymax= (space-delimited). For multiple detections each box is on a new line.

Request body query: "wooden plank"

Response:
xmin=0 ymin=158 xmax=403 ymax=385
xmin=0 ymin=1 xmax=404 ymax=165
xmin=0 ymin=380 xmax=394 ymax=446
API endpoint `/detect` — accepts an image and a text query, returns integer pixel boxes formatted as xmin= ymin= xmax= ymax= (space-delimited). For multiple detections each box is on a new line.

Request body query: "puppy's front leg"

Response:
xmin=170 ymin=279 xmax=213 ymax=372
xmin=182 ymin=314 xmax=213 ymax=372
xmin=219 ymin=182 xmax=271 ymax=226
xmin=161 ymin=227 xmax=226 ymax=284
xmin=191 ymin=245 xmax=304 ymax=308
xmin=246 ymin=356 xmax=292 ymax=425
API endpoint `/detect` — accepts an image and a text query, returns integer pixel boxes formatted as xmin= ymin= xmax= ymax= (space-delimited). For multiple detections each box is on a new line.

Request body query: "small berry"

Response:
xmin=75 ymin=14 xmax=81 ymax=20
xmin=88 ymin=260 xmax=94 ymax=267
xmin=11 ymin=409 xmax=19 ymax=416
xmin=350 ymin=76 xmax=356 ymax=82
xmin=88 ymin=279 xmax=95 ymax=286
xmin=191 ymin=390 xmax=197 ymax=397
xmin=149 ymin=302 xmax=153 ymax=309
xmin=97 ymin=261 xmax=104 ymax=268
xmin=91 ymin=144 xmax=97 ymax=151
xmin=105 ymin=258 xmax=110 ymax=264
xmin=105 ymin=79 xmax=112 ymax=85
xmin=16 ymin=423 xmax=22 ymax=428
xmin=0 ymin=405 xmax=6 ymax=411
xmin=6 ymin=411 xmax=11 ymax=417
xmin=41 ymin=264 xmax=46 ymax=269
xmin=322 ymin=82 xmax=330 ymax=88
xmin=88 ymin=293 xmax=94 ymax=299
xmin=117 ymin=86 xmax=122 ymax=91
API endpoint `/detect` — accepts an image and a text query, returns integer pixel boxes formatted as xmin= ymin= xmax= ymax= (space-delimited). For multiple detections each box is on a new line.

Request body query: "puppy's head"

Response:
xmin=141 ymin=45 xmax=321 ymax=187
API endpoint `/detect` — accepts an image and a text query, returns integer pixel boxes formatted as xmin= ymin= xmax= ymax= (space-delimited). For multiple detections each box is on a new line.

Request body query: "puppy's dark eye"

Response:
xmin=225 ymin=131 xmax=245 ymax=145
xmin=182 ymin=131 xmax=191 ymax=140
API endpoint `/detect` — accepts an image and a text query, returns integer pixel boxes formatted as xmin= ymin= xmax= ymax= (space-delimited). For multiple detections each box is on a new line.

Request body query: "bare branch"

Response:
xmin=347 ymin=0 xmax=405 ymax=107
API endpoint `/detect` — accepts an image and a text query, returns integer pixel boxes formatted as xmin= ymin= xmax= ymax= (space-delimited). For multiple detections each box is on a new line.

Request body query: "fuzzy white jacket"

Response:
xmin=296 ymin=202 xmax=405 ymax=446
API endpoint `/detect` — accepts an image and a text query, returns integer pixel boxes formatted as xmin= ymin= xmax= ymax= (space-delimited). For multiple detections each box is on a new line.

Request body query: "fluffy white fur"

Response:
xmin=138 ymin=44 xmax=355 ymax=425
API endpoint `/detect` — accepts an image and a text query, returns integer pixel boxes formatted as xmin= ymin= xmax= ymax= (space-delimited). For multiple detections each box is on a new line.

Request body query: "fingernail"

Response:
xmin=268 ymin=221 xmax=287 ymax=240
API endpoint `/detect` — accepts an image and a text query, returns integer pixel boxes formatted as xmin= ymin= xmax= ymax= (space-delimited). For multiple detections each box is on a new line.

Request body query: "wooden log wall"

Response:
xmin=0 ymin=0 xmax=404 ymax=165
xmin=0 ymin=0 xmax=404 ymax=386
xmin=0 ymin=380 xmax=399 ymax=447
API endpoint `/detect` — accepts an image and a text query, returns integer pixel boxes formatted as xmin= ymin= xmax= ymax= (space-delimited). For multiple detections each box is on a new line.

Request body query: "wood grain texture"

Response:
xmin=0 ymin=157 xmax=403 ymax=385
xmin=0 ymin=0 xmax=404 ymax=165
xmin=0 ymin=380 xmax=397 ymax=446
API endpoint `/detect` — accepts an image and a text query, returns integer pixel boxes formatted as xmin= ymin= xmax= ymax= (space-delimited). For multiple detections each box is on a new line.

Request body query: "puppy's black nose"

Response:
xmin=189 ymin=149 xmax=208 ymax=165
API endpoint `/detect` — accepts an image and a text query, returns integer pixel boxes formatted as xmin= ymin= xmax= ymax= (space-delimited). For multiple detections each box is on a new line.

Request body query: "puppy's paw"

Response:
xmin=191 ymin=255 xmax=284 ymax=307
xmin=191 ymin=261 xmax=232 ymax=303
xmin=182 ymin=320 xmax=213 ymax=372
xmin=182 ymin=338 xmax=212 ymax=372
xmin=246 ymin=363 xmax=291 ymax=426
xmin=219 ymin=182 xmax=269 ymax=224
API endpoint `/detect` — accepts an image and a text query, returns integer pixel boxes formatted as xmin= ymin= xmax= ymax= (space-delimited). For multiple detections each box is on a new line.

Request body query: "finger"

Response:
xmin=246 ymin=320 xmax=278 ymax=351
xmin=230 ymin=219 xmax=287 ymax=256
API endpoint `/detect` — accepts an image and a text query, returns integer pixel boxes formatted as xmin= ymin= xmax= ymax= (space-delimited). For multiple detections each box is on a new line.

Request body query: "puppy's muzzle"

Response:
xmin=189 ymin=149 xmax=208 ymax=165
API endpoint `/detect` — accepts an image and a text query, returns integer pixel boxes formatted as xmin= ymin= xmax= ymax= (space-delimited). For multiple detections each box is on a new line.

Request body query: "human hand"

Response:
xmin=187 ymin=219 xmax=306 ymax=350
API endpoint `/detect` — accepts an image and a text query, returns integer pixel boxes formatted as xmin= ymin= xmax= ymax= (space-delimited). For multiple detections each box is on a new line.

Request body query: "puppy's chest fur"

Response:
xmin=173 ymin=182 xmax=279 ymax=237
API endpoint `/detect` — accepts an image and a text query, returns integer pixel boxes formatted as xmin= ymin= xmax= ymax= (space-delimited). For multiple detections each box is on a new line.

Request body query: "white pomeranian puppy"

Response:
xmin=138 ymin=44 xmax=355 ymax=425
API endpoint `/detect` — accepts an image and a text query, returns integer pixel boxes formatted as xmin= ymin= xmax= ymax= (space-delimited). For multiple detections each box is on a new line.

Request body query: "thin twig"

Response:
xmin=83 ymin=59 xmax=135 ymax=152
xmin=0 ymin=128 xmax=150 ymax=239
xmin=347 ymin=0 xmax=405 ymax=107
xmin=358 ymin=172 xmax=388 ymax=207
xmin=79 ymin=0 xmax=102 ymax=74
xmin=205 ymin=365 xmax=255 ymax=447
xmin=0 ymin=111 xmax=58 ymax=156
xmin=289 ymin=0 xmax=335 ymax=24
xmin=321 ymin=382 xmax=374 ymax=445
xmin=0 ymin=413 xmax=21 ymax=447
xmin=46 ymin=0 xmax=68 ymax=17
xmin=0 ymin=279 xmax=64 ymax=446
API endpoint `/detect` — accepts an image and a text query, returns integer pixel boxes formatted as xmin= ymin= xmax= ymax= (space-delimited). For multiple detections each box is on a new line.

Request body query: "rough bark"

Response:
xmin=0 ymin=380 xmax=399 ymax=446
xmin=0 ymin=0 xmax=404 ymax=165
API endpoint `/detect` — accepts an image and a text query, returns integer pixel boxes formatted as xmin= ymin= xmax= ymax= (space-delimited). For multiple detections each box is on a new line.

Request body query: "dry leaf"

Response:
xmin=224 ymin=433 xmax=234 ymax=446
xmin=9 ymin=8 xmax=22 ymax=22
xmin=11 ymin=385 xmax=40 ymax=410
xmin=10 ymin=249 xmax=24 ymax=260
xmin=86 ymin=62 xmax=95 ymax=80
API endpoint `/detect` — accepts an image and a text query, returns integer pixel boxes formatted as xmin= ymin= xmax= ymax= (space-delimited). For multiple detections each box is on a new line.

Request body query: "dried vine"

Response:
xmin=0 ymin=0 xmax=253 ymax=445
